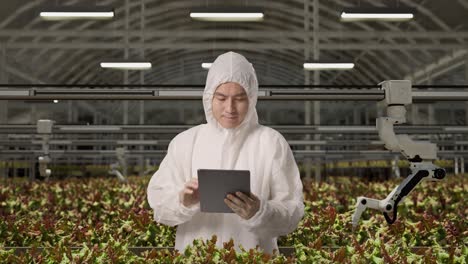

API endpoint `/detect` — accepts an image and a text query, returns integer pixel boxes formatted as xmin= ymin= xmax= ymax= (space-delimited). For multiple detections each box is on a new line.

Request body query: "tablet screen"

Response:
xmin=197 ymin=169 xmax=250 ymax=213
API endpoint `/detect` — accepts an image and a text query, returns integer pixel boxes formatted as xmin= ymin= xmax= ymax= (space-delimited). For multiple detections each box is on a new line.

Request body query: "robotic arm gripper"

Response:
xmin=37 ymin=120 xmax=53 ymax=179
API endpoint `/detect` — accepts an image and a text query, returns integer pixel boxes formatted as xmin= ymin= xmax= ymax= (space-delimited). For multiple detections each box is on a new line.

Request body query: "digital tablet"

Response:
xmin=197 ymin=169 xmax=250 ymax=213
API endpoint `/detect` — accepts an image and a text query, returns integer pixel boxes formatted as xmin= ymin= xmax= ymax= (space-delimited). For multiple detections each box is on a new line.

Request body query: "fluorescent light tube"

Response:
xmin=190 ymin=13 xmax=263 ymax=21
xmin=341 ymin=12 xmax=413 ymax=20
xmin=304 ymin=62 xmax=355 ymax=70
xmin=190 ymin=7 xmax=264 ymax=21
xmin=201 ymin=63 xmax=212 ymax=69
xmin=53 ymin=100 xmax=59 ymax=103
xmin=340 ymin=8 xmax=414 ymax=21
xmin=100 ymin=62 xmax=152 ymax=70
xmin=40 ymin=11 xmax=114 ymax=20
xmin=39 ymin=6 xmax=114 ymax=20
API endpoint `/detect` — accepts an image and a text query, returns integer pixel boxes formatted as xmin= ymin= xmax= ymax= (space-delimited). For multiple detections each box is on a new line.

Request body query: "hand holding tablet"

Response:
xmin=224 ymin=191 xmax=260 ymax=220
xmin=179 ymin=178 xmax=199 ymax=207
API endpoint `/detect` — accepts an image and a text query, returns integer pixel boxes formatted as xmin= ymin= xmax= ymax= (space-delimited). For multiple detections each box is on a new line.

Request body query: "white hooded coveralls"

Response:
xmin=147 ymin=52 xmax=304 ymax=254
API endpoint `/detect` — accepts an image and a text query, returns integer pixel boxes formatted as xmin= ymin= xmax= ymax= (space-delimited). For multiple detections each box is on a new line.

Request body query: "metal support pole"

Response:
xmin=450 ymin=108 xmax=457 ymax=125
xmin=461 ymin=156 xmax=465 ymax=174
xmin=139 ymin=99 xmax=145 ymax=177
xmin=303 ymin=0 xmax=312 ymax=182
xmin=427 ymin=76 xmax=436 ymax=125
xmin=122 ymin=0 xmax=130 ymax=176
xmin=13 ymin=160 xmax=17 ymax=178
xmin=0 ymin=44 xmax=7 ymax=124
xmin=465 ymin=55 xmax=468 ymax=127
xmin=93 ymin=111 xmax=100 ymax=169
xmin=411 ymin=104 xmax=418 ymax=125
xmin=138 ymin=0 xmax=145 ymax=177
xmin=67 ymin=100 xmax=73 ymax=170
xmin=364 ymin=109 xmax=370 ymax=125
xmin=29 ymin=103 xmax=37 ymax=181
xmin=353 ymin=108 xmax=361 ymax=124
xmin=0 ymin=44 xmax=7 ymax=179
xmin=466 ymin=101 xmax=468 ymax=127
xmin=312 ymin=0 xmax=321 ymax=182
xmin=124 ymin=0 xmax=130 ymax=130
xmin=30 ymin=105 xmax=37 ymax=124
xmin=428 ymin=104 xmax=435 ymax=125
xmin=30 ymin=156 xmax=36 ymax=181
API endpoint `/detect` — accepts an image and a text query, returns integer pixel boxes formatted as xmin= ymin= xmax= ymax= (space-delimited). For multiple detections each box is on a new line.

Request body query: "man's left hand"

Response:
xmin=224 ymin=192 xmax=260 ymax=220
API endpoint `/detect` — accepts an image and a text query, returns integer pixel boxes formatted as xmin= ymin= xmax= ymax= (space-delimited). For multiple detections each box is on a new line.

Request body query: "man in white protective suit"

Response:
xmin=147 ymin=51 xmax=304 ymax=254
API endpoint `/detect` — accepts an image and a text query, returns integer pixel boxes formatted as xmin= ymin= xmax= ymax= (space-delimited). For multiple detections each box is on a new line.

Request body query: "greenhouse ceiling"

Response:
xmin=0 ymin=0 xmax=467 ymax=86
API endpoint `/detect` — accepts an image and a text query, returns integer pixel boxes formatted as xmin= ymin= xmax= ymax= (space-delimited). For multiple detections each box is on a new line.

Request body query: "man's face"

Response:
xmin=212 ymin=82 xmax=249 ymax=129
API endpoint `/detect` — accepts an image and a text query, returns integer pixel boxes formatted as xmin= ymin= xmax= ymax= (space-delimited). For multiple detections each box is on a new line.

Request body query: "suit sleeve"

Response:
xmin=240 ymin=134 xmax=305 ymax=237
xmin=147 ymin=138 xmax=199 ymax=227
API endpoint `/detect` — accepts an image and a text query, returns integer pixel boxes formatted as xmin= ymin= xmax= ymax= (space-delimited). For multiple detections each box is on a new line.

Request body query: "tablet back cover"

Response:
xmin=198 ymin=169 xmax=250 ymax=213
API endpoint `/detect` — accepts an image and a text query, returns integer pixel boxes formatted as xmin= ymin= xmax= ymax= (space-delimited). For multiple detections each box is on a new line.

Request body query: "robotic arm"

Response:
xmin=352 ymin=80 xmax=446 ymax=228
xmin=109 ymin=147 xmax=128 ymax=182
xmin=37 ymin=120 xmax=53 ymax=179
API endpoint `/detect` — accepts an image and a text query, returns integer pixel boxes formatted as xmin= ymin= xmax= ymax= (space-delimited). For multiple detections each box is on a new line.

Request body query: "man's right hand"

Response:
xmin=179 ymin=178 xmax=199 ymax=207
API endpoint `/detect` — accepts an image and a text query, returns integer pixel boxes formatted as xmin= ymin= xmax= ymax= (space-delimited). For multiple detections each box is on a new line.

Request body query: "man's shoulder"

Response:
xmin=254 ymin=125 xmax=285 ymax=142
xmin=172 ymin=124 xmax=205 ymax=143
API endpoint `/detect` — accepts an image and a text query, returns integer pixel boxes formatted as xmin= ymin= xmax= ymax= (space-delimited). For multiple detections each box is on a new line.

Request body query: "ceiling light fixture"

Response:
xmin=100 ymin=62 xmax=152 ymax=70
xmin=303 ymin=62 xmax=355 ymax=70
xmin=190 ymin=7 xmax=264 ymax=22
xmin=40 ymin=6 xmax=114 ymax=20
xmin=340 ymin=8 xmax=414 ymax=22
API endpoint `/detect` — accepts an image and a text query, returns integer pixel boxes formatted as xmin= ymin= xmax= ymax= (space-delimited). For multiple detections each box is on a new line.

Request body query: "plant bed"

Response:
xmin=1 ymin=174 xmax=466 ymax=262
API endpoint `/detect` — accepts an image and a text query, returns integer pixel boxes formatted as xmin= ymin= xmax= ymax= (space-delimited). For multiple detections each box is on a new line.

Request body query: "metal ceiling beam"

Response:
xmin=334 ymin=0 xmax=438 ymax=85
xmin=458 ymin=0 xmax=468 ymax=10
xmin=0 ymin=52 xmax=116 ymax=124
xmin=401 ymin=0 xmax=451 ymax=32
xmin=20 ymin=7 xmax=106 ymax=78
xmin=1 ymin=149 xmax=467 ymax=158
xmin=0 ymin=0 xmax=38 ymax=28
xmin=3 ymin=139 xmax=468 ymax=147
xmin=329 ymin=0 xmax=432 ymax=84
xmin=0 ymin=124 xmax=467 ymax=134
xmin=3 ymin=42 xmax=465 ymax=51
xmin=49 ymin=50 xmax=110 ymax=82
xmin=0 ymin=50 xmax=44 ymax=83
xmin=1 ymin=29 xmax=468 ymax=39
xmin=1 ymin=3 xmax=462 ymax=43
xmin=3 ymin=1 xmax=462 ymax=86
xmin=2 ymin=0 xmax=463 ymax=42
xmin=65 ymin=49 xmax=304 ymax=85
xmin=2 ymin=88 xmax=467 ymax=101
xmin=405 ymin=49 xmax=468 ymax=83
xmin=3 ymin=1 xmax=302 ymax=60
xmin=18 ymin=6 xmax=306 ymax=83
xmin=1 ymin=0 xmax=466 ymax=87
xmin=3 ymin=64 xmax=40 ymax=83
xmin=13 ymin=1 xmax=94 ymax=59
xmin=25 ymin=0 xmax=450 ymax=84
xmin=6 ymin=0 xmax=306 ymax=63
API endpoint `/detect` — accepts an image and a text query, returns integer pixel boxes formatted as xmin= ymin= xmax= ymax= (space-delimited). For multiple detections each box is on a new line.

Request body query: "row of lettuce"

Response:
xmin=0 ymin=174 xmax=466 ymax=263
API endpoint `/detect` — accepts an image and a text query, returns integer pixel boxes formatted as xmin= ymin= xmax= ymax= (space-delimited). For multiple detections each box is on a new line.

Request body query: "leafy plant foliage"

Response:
xmin=0 ymin=174 xmax=466 ymax=263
